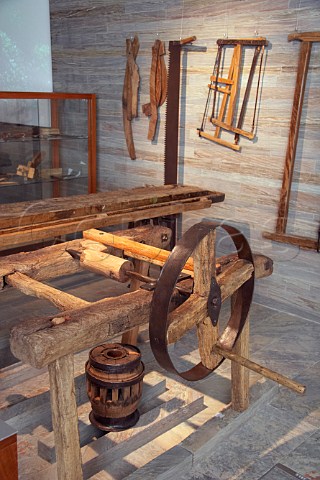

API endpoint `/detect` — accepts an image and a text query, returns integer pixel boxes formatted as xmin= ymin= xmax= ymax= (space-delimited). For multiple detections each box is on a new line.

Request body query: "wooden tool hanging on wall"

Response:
xmin=122 ymin=35 xmax=140 ymax=160
xmin=198 ymin=37 xmax=268 ymax=151
xmin=142 ymin=39 xmax=167 ymax=141
xmin=263 ymin=32 xmax=320 ymax=251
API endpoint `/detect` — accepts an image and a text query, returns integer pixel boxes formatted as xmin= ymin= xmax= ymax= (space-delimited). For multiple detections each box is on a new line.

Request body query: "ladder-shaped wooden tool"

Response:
xmin=198 ymin=38 xmax=268 ymax=151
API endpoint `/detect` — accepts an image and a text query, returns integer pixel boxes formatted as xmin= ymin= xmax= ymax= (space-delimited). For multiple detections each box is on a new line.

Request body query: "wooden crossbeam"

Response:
xmin=210 ymin=118 xmax=255 ymax=139
xmin=210 ymin=75 xmax=234 ymax=85
xmin=199 ymin=130 xmax=241 ymax=151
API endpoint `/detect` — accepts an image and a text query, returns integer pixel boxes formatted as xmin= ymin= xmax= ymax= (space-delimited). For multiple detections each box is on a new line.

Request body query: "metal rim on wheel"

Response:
xmin=149 ymin=221 xmax=255 ymax=381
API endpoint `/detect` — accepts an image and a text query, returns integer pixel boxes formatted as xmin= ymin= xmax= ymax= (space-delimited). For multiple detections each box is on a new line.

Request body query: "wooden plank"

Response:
xmin=209 ymin=75 xmax=234 ymax=85
xmin=0 ymin=225 xmax=171 ymax=287
xmin=214 ymin=55 xmax=235 ymax=138
xmin=0 ymin=239 xmax=83 ymax=289
xmin=0 ymin=185 xmax=224 ymax=230
xmin=48 ymin=354 xmax=83 ymax=480
xmin=10 ymin=253 xmax=271 ymax=368
xmin=276 ymin=40 xmax=312 ymax=233
xmin=208 ymin=84 xmax=231 ymax=95
xmin=217 ymin=37 xmax=268 ymax=46
xmin=0 ymin=197 xmax=218 ymax=250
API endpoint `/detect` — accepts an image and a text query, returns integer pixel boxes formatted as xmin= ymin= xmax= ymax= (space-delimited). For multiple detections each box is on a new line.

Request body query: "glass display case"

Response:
xmin=0 ymin=92 xmax=96 ymax=204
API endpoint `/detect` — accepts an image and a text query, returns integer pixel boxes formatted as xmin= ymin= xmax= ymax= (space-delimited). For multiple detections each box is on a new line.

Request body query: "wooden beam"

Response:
xmin=5 ymin=272 xmax=89 ymax=310
xmin=121 ymin=259 xmax=150 ymax=345
xmin=10 ymin=289 xmax=154 ymax=369
xmin=0 ymin=240 xmax=83 ymax=289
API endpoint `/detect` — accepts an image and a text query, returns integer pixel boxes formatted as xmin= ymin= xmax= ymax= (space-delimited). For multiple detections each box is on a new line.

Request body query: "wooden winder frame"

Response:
xmin=1 ymin=219 xmax=304 ymax=480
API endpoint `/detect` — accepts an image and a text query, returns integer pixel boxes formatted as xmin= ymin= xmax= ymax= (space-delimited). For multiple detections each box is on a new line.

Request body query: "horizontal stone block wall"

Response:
xmin=49 ymin=0 xmax=320 ymax=320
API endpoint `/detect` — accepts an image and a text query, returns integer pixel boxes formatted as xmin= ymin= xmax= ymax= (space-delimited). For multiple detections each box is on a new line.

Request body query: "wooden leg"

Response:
xmin=231 ymin=305 xmax=250 ymax=412
xmin=121 ymin=259 xmax=150 ymax=346
xmin=48 ymin=354 xmax=83 ymax=480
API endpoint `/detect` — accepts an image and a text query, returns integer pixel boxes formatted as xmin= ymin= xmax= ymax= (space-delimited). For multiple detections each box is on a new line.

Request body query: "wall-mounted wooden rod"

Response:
xmin=213 ymin=344 xmax=306 ymax=395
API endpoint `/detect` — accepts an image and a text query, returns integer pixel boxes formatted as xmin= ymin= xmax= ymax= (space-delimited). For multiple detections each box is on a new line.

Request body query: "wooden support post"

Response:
xmin=48 ymin=354 xmax=83 ymax=480
xmin=194 ymin=230 xmax=221 ymax=369
xmin=231 ymin=291 xmax=250 ymax=411
xmin=121 ymin=259 xmax=150 ymax=345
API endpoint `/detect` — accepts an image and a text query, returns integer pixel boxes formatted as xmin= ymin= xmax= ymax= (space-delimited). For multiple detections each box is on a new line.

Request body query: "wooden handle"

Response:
xmin=288 ymin=32 xmax=320 ymax=43
xmin=80 ymin=249 xmax=134 ymax=282
xmin=83 ymin=229 xmax=194 ymax=272
xmin=213 ymin=345 xmax=306 ymax=395
xmin=180 ymin=36 xmax=196 ymax=45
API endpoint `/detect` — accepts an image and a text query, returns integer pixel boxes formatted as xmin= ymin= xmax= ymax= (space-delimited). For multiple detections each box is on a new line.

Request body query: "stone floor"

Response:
xmin=0 ymin=270 xmax=319 ymax=479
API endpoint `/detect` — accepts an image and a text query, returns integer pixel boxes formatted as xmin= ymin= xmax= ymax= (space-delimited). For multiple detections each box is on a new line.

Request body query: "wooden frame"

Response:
xmin=263 ymin=32 xmax=320 ymax=251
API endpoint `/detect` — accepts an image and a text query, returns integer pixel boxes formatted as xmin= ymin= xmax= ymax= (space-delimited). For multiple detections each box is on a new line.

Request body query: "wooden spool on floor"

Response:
xmin=85 ymin=343 xmax=144 ymax=432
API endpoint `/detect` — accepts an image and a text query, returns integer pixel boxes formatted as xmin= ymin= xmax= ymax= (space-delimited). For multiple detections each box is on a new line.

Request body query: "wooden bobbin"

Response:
xmin=80 ymin=250 xmax=134 ymax=282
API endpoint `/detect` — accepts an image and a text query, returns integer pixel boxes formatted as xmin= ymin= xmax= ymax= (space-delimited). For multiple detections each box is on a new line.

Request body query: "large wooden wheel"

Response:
xmin=149 ymin=221 xmax=255 ymax=381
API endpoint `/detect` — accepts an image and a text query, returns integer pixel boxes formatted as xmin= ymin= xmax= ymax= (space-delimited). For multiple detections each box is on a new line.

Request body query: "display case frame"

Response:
xmin=0 ymin=91 xmax=96 ymax=203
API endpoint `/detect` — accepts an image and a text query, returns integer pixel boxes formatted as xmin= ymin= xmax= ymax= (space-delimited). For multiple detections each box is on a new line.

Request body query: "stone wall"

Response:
xmin=49 ymin=0 xmax=320 ymax=321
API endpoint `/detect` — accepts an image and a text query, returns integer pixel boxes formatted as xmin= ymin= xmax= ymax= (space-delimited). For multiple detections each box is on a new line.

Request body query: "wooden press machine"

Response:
xmin=1 ymin=204 xmax=306 ymax=479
